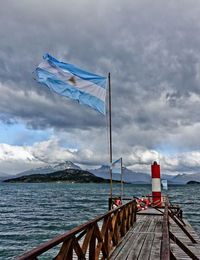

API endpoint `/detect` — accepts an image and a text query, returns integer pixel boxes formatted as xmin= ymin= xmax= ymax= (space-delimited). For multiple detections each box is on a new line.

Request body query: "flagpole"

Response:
xmin=108 ymin=72 xmax=112 ymax=199
xmin=120 ymin=157 xmax=123 ymax=203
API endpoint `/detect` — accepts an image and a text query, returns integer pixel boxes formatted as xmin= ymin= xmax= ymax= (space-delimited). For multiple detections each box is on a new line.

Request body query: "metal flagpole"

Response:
xmin=120 ymin=157 xmax=123 ymax=203
xmin=108 ymin=73 xmax=112 ymax=199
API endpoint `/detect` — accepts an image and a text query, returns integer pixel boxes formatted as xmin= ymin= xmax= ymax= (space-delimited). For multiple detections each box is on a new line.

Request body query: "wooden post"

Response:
xmin=161 ymin=201 xmax=170 ymax=260
xmin=108 ymin=197 xmax=112 ymax=210
xmin=89 ymin=230 xmax=96 ymax=260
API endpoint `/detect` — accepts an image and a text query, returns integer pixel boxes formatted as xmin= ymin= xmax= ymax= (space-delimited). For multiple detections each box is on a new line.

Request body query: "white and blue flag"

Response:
xmin=161 ymin=179 xmax=168 ymax=190
xmin=110 ymin=158 xmax=121 ymax=166
xmin=35 ymin=54 xmax=107 ymax=114
xmin=110 ymin=158 xmax=121 ymax=174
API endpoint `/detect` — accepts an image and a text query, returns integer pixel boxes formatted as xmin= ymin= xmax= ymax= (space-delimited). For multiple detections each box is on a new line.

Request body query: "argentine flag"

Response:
xmin=161 ymin=179 xmax=168 ymax=190
xmin=35 ymin=54 xmax=107 ymax=115
xmin=110 ymin=158 xmax=121 ymax=174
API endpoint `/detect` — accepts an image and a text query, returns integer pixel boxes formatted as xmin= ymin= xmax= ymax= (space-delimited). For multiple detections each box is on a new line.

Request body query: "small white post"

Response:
xmin=120 ymin=157 xmax=123 ymax=203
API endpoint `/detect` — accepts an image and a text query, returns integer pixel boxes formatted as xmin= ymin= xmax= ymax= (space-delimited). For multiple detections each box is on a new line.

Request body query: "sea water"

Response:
xmin=0 ymin=183 xmax=200 ymax=259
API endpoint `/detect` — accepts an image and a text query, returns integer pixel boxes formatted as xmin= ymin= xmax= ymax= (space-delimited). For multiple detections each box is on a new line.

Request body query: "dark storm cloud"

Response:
xmin=1 ymin=0 xmax=200 ymax=171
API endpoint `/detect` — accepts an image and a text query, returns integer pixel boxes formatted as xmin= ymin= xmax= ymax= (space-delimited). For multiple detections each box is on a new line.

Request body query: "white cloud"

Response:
xmin=1 ymin=136 xmax=200 ymax=176
xmin=0 ymin=143 xmax=34 ymax=161
xmin=0 ymin=136 xmax=108 ymax=175
xmin=0 ymin=143 xmax=42 ymax=175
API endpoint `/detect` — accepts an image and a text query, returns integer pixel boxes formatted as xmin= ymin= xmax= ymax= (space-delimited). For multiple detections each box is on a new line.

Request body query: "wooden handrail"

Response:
xmin=13 ymin=199 xmax=137 ymax=260
xmin=161 ymin=200 xmax=170 ymax=260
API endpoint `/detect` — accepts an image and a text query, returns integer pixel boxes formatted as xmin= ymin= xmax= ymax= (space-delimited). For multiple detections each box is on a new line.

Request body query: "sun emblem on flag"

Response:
xmin=68 ymin=76 xmax=76 ymax=86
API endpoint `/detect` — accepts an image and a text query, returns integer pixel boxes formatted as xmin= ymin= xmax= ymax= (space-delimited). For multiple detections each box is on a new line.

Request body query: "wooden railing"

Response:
xmin=161 ymin=201 xmax=170 ymax=260
xmin=161 ymin=199 xmax=199 ymax=260
xmin=13 ymin=199 xmax=137 ymax=260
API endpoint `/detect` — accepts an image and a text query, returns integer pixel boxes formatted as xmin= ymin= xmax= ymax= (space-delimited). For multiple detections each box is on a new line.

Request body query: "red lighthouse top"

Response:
xmin=151 ymin=161 xmax=160 ymax=178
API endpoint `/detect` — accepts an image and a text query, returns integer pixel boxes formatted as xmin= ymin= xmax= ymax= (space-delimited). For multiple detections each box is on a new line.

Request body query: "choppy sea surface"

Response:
xmin=0 ymin=183 xmax=200 ymax=259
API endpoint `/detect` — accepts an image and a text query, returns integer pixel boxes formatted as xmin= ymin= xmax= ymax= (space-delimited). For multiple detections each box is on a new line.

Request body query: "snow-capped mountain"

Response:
xmin=2 ymin=161 xmax=199 ymax=184
xmin=89 ymin=165 xmax=151 ymax=184
xmin=169 ymin=173 xmax=200 ymax=184
xmin=1 ymin=161 xmax=81 ymax=181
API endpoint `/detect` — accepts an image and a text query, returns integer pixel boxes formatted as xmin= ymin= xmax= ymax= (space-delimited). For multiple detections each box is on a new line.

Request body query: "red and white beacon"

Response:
xmin=151 ymin=161 xmax=161 ymax=206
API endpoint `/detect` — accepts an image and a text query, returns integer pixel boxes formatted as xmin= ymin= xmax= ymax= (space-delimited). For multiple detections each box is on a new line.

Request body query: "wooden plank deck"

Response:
xmin=109 ymin=207 xmax=200 ymax=260
xmin=109 ymin=208 xmax=163 ymax=260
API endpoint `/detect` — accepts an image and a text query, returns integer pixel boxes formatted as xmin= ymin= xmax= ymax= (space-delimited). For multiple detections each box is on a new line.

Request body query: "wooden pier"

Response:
xmin=13 ymin=197 xmax=200 ymax=260
xmin=109 ymin=211 xmax=163 ymax=259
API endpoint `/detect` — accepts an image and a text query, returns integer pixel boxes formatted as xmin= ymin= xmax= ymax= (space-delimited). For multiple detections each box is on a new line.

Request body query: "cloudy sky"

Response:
xmin=1 ymin=0 xmax=200 ymax=176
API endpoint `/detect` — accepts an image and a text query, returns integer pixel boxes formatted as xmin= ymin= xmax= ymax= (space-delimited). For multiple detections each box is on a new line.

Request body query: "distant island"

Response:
xmin=3 ymin=169 xmax=121 ymax=183
xmin=187 ymin=181 xmax=200 ymax=184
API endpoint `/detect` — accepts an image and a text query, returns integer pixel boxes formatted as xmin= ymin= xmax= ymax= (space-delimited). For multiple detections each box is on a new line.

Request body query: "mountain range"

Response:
xmin=89 ymin=165 xmax=151 ymax=184
xmin=3 ymin=169 xmax=114 ymax=183
xmin=168 ymin=173 xmax=200 ymax=184
xmin=1 ymin=161 xmax=200 ymax=184
xmin=0 ymin=161 xmax=80 ymax=182
xmin=89 ymin=166 xmax=200 ymax=184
